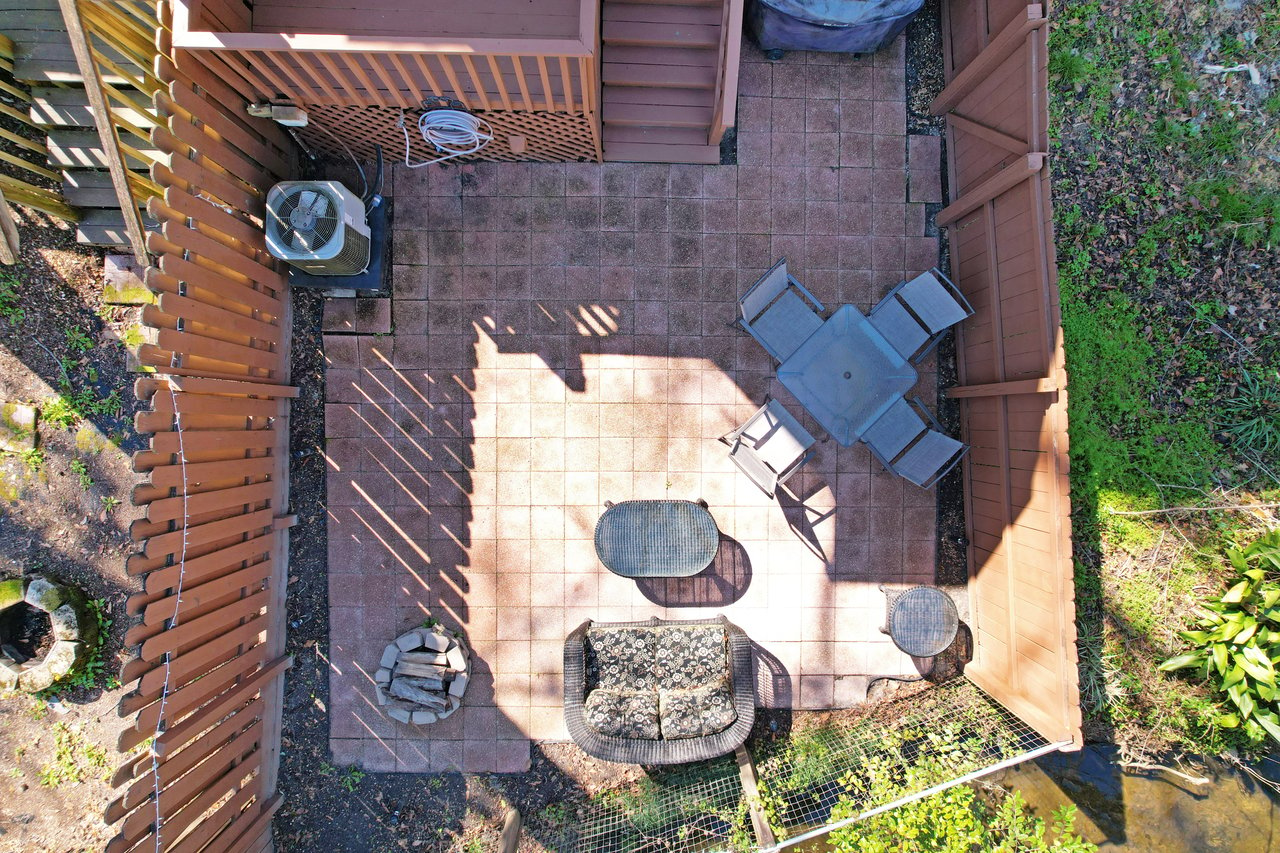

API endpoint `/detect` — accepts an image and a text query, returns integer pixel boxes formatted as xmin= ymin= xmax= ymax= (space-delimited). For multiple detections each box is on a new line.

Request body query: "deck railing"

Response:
xmin=708 ymin=0 xmax=743 ymax=146
xmin=170 ymin=0 xmax=602 ymax=160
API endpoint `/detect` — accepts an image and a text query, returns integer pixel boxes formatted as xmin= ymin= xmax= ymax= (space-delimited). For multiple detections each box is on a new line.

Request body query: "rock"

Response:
xmin=393 ymin=661 xmax=448 ymax=678
xmin=49 ymin=604 xmax=79 ymax=642
xmin=374 ymin=667 xmax=392 ymax=684
xmin=380 ymin=644 xmax=400 ymax=669
xmin=24 ymin=577 xmax=64 ymax=612
xmin=446 ymin=647 xmax=467 ymax=671
xmin=411 ymin=709 xmax=438 ymax=724
xmin=0 ymin=661 xmax=18 ymax=691
xmin=419 ymin=632 xmax=449 ymax=653
xmin=0 ymin=578 xmax=22 ymax=610
xmin=387 ymin=707 xmax=412 ymax=724
xmin=0 ymin=403 xmax=37 ymax=452
xmin=375 ymin=684 xmax=388 ymax=706
xmin=17 ymin=640 xmax=79 ymax=692
xmin=397 ymin=652 xmax=448 ymax=666
xmin=448 ymin=672 xmax=469 ymax=698
xmin=437 ymin=702 xmax=457 ymax=720
xmin=395 ymin=632 xmax=422 ymax=652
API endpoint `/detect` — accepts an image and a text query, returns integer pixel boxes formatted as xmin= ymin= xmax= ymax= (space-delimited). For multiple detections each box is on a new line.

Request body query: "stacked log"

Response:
xmin=374 ymin=624 xmax=471 ymax=725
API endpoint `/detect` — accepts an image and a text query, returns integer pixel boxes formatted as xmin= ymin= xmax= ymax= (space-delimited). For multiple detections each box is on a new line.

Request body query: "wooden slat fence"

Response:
xmin=935 ymin=0 xmax=1082 ymax=747
xmin=47 ymin=1 xmax=304 ymax=850
xmin=0 ymin=31 xmax=79 ymax=220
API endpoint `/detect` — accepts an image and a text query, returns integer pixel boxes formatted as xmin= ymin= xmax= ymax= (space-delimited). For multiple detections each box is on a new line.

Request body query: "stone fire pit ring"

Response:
xmin=375 ymin=622 xmax=471 ymax=725
xmin=0 ymin=575 xmax=98 ymax=693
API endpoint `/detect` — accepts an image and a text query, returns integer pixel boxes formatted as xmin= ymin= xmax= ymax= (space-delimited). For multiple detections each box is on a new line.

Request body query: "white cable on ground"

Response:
xmin=401 ymin=109 xmax=493 ymax=169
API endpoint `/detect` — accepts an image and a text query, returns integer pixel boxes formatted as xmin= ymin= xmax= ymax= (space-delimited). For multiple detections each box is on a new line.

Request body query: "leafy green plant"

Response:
xmin=38 ymin=598 xmax=115 ymax=694
xmin=64 ymin=327 xmax=94 ymax=354
xmin=70 ymin=458 xmax=92 ymax=489
xmin=17 ymin=447 xmax=44 ymax=472
xmin=1219 ymin=368 xmax=1280 ymax=456
xmin=339 ymin=767 xmax=365 ymax=792
xmin=100 ymin=495 xmax=121 ymax=512
xmin=37 ymin=723 xmax=110 ymax=787
xmin=830 ymin=785 xmax=1095 ymax=853
xmin=42 ymin=396 xmax=79 ymax=429
xmin=0 ymin=273 xmax=24 ymax=326
xmin=1160 ymin=529 xmax=1280 ymax=746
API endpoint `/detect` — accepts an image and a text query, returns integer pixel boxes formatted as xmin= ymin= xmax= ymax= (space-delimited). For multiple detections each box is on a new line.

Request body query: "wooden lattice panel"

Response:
xmin=297 ymin=104 xmax=600 ymax=164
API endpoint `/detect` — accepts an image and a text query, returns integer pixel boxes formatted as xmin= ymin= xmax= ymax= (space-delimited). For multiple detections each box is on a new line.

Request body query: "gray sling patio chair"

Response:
xmin=868 ymin=268 xmax=974 ymax=363
xmin=862 ymin=397 xmax=968 ymax=489
xmin=720 ymin=397 xmax=817 ymax=498
xmin=736 ymin=258 xmax=826 ymax=363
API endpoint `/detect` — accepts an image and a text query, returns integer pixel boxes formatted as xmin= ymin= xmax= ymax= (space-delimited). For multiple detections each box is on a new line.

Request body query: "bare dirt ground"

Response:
xmin=0 ymin=208 xmax=143 ymax=852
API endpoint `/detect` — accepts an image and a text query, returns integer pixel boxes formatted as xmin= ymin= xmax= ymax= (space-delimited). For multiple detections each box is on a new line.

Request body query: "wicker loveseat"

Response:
xmin=563 ymin=616 xmax=756 ymax=765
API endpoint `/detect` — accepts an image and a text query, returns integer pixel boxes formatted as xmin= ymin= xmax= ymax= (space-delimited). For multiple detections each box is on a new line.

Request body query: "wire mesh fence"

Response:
xmin=566 ymin=757 xmax=753 ymax=853
xmin=564 ymin=679 xmax=1052 ymax=853
xmin=752 ymin=679 xmax=1050 ymax=844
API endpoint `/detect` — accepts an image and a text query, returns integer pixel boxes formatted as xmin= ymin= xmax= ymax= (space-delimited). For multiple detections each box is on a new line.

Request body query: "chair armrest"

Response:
xmin=789 ymin=275 xmax=826 ymax=315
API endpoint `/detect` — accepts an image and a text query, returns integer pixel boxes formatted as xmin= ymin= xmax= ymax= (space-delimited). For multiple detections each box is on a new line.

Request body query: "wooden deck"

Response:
xmin=241 ymin=0 xmax=581 ymax=40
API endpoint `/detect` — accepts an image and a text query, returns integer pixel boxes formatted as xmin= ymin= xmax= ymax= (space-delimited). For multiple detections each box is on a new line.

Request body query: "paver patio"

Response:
xmin=323 ymin=36 xmax=952 ymax=773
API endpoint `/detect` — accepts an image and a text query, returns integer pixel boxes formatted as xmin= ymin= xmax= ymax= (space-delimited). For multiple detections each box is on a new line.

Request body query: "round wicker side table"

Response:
xmin=886 ymin=586 xmax=959 ymax=657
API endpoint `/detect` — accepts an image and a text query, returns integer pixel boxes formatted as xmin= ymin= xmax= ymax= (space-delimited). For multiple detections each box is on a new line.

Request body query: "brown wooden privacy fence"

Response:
xmin=50 ymin=1 xmax=304 ymax=850
xmin=934 ymin=0 xmax=1082 ymax=747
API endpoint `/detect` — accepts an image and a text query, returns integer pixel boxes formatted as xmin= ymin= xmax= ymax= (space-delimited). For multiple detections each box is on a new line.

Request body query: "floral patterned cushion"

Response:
xmin=585 ymin=628 xmax=658 ymax=691
xmin=653 ymin=625 xmax=728 ymax=689
xmin=584 ymin=689 xmax=660 ymax=739
xmin=658 ymin=680 xmax=738 ymax=739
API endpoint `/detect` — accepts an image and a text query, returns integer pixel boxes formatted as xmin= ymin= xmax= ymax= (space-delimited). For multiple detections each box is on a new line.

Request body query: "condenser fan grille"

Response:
xmin=269 ymin=188 xmax=340 ymax=253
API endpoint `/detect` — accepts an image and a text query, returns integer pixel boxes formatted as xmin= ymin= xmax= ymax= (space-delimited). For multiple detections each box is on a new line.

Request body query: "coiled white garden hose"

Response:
xmin=401 ymin=108 xmax=494 ymax=169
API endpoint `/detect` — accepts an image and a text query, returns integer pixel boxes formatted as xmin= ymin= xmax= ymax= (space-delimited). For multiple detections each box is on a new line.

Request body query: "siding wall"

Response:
xmin=936 ymin=0 xmax=1083 ymax=746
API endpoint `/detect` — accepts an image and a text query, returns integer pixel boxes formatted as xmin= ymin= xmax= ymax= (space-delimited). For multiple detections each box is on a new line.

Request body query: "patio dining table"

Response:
xmin=776 ymin=304 xmax=918 ymax=446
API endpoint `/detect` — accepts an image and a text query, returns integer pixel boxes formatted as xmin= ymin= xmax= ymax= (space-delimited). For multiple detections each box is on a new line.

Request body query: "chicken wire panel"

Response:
xmin=565 ymin=757 xmax=755 ymax=853
xmin=751 ymin=679 xmax=1050 ymax=839
xmin=297 ymin=104 xmax=599 ymax=164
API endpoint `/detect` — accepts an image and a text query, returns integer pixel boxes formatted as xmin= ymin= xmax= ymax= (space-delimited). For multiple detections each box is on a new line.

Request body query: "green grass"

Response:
xmin=37 ymin=722 xmax=110 ymax=787
xmin=1050 ymin=0 xmax=1280 ymax=757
